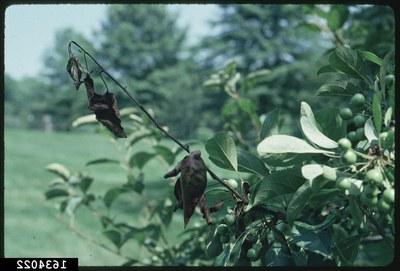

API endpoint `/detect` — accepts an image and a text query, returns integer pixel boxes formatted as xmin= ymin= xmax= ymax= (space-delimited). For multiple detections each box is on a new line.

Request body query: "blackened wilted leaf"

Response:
xmin=165 ymin=150 xmax=208 ymax=227
xmin=82 ymin=74 xmax=126 ymax=138
xmin=66 ymin=56 xmax=83 ymax=90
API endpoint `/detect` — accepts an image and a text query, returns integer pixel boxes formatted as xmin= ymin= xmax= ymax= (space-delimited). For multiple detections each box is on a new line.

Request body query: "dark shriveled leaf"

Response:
xmin=166 ymin=150 xmax=208 ymax=227
xmin=83 ymin=75 xmax=126 ymax=138
xmin=66 ymin=56 xmax=83 ymax=90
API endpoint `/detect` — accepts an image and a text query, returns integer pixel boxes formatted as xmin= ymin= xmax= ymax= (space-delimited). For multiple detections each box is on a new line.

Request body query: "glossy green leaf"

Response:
xmin=237 ymin=149 xmax=268 ymax=177
xmin=327 ymin=5 xmax=349 ymax=31
xmin=379 ymin=48 xmax=394 ymax=99
xmin=372 ymin=93 xmax=382 ymax=133
xmin=257 ymin=135 xmax=334 ymax=156
xmin=287 ymin=181 xmax=313 ymax=224
xmin=265 ymin=246 xmax=294 ymax=266
xmin=205 ymin=132 xmax=238 ymax=171
xmin=364 ymin=118 xmax=378 ymax=143
xmin=253 ymin=167 xmax=305 ymax=207
xmin=103 ymin=187 xmax=125 ymax=208
xmin=384 ymin=107 xmax=392 ymax=127
xmin=301 ymin=164 xmax=323 ymax=181
xmin=359 ymin=50 xmax=383 ymax=66
xmin=333 ymin=234 xmax=361 ymax=266
xmin=348 ymin=196 xmax=362 ymax=228
xmin=46 ymin=163 xmax=70 ymax=181
xmin=86 ymin=158 xmax=120 ymax=166
xmin=329 ymin=46 xmax=366 ymax=82
xmin=103 ymin=230 xmax=123 ymax=249
xmin=44 ymin=188 xmax=69 ymax=200
xmin=291 ymin=225 xmax=332 ymax=257
xmin=300 ymin=102 xmax=338 ymax=149
xmin=317 ymin=65 xmax=336 ymax=75
xmin=260 ymin=108 xmax=280 ymax=140
xmin=314 ymin=107 xmax=347 ymax=141
xmin=79 ymin=176 xmax=93 ymax=192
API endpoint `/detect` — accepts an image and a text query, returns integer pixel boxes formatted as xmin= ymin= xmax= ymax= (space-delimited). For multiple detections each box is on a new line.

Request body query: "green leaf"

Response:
xmin=314 ymin=107 xmax=346 ymax=141
xmin=358 ymin=50 xmax=383 ymax=66
xmin=291 ymin=225 xmax=332 ymax=258
xmin=237 ymin=149 xmax=268 ymax=177
xmin=79 ymin=176 xmax=93 ymax=192
xmin=226 ymin=230 xmax=252 ymax=266
xmin=260 ymin=108 xmax=280 ymax=140
xmin=45 ymin=188 xmax=69 ymax=200
xmin=364 ymin=118 xmax=378 ymax=143
xmin=287 ymin=181 xmax=313 ymax=224
xmin=46 ymin=163 xmax=70 ymax=181
xmin=205 ymin=132 xmax=238 ymax=171
xmin=317 ymin=65 xmax=337 ymax=75
xmin=214 ymin=244 xmax=231 ymax=266
xmin=245 ymin=69 xmax=271 ymax=84
xmin=327 ymin=5 xmax=349 ymax=31
xmin=262 ymin=153 xmax=313 ymax=168
xmin=103 ymin=230 xmax=122 ymax=249
xmin=329 ymin=47 xmax=366 ymax=82
xmin=372 ymin=93 xmax=382 ymax=133
xmin=257 ymin=135 xmax=334 ymax=156
xmin=252 ymin=167 xmax=305 ymax=208
xmin=333 ymin=234 xmax=361 ymax=266
xmin=265 ymin=246 xmax=294 ymax=266
xmin=71 ymin=114 xmax=97 ymax=128
xmin=300 ymin=102 xmax=338 ymax=149
xmin=153 ymin=145 xmax=175 ymax=165
xmin=384 ymin=107 xmax=392 ymax=127
xmin=121 ymin=223 xmax=162 ymax=244
xmin=238 ymin=98 xmax=256 ymax=114
xmin=85 ymin=158 xmax=120 ymax=166
xmin=316 ymin=84 xmax=350 ymax=97
xmin=348 ymin=196 xmax=362 ymax=228
xmin=379 ymin=48 xmax=394 ymax=98
xmin=103 ymin=187 xmax=125 ymax=208
xmin=301 ymin=164 xmax=323 ymax=181
xmin=294 ymin=212 xmax=337 ymax=232
xmin=129 ymin=152 xmax=155 ymax=169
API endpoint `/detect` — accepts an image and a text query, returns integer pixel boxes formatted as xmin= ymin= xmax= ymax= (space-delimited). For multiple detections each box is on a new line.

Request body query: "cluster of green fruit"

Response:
xmin=339 ymin=92 xmax=367 ymax=154
xmin=335 ymin=92 xmax=394 ymax=214
xmin=245 ymin=235 xmax=263 ymax=261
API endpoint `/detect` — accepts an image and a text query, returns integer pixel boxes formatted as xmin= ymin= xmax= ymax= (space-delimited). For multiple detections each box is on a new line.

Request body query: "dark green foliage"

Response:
xmin=41 ymin=4 xmax=394 ymax=267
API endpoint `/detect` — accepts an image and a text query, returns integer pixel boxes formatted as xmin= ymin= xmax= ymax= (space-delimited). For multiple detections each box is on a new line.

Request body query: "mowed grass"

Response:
xmin=4 ymin=129 xmax=183 ymax=265
xmin=5 ymin=128 xmax=239 ymax=266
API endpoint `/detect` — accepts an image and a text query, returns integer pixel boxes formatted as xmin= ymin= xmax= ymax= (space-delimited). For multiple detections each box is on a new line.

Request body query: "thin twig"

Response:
xmin=68 ymin=40 xmax=247 ymax=203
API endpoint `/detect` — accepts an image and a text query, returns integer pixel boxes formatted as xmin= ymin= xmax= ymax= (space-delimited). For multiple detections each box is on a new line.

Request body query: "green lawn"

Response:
xmin=4 ymin=129 xmax=173 ymax=265
xmin=4 ymin=128 xmax=238 ymax=266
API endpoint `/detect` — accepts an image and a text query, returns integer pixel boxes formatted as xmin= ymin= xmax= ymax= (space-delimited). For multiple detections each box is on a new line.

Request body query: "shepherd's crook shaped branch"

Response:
xmin=67 ymin=40 xmax=247 ymax=204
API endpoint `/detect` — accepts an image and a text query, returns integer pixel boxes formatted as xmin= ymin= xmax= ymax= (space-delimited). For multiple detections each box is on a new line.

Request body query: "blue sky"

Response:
xmin=4 ymin=4 xmax=218 ymax=79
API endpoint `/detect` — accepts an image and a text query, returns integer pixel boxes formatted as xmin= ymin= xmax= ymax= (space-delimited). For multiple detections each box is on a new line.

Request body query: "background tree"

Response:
xmin=197 ymin=4 xmax=328 ymax=142
xmin=41 ymin=27 xmax=95 ymax=131
xmin=97 ymin=5 xmax=205 ymax=138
